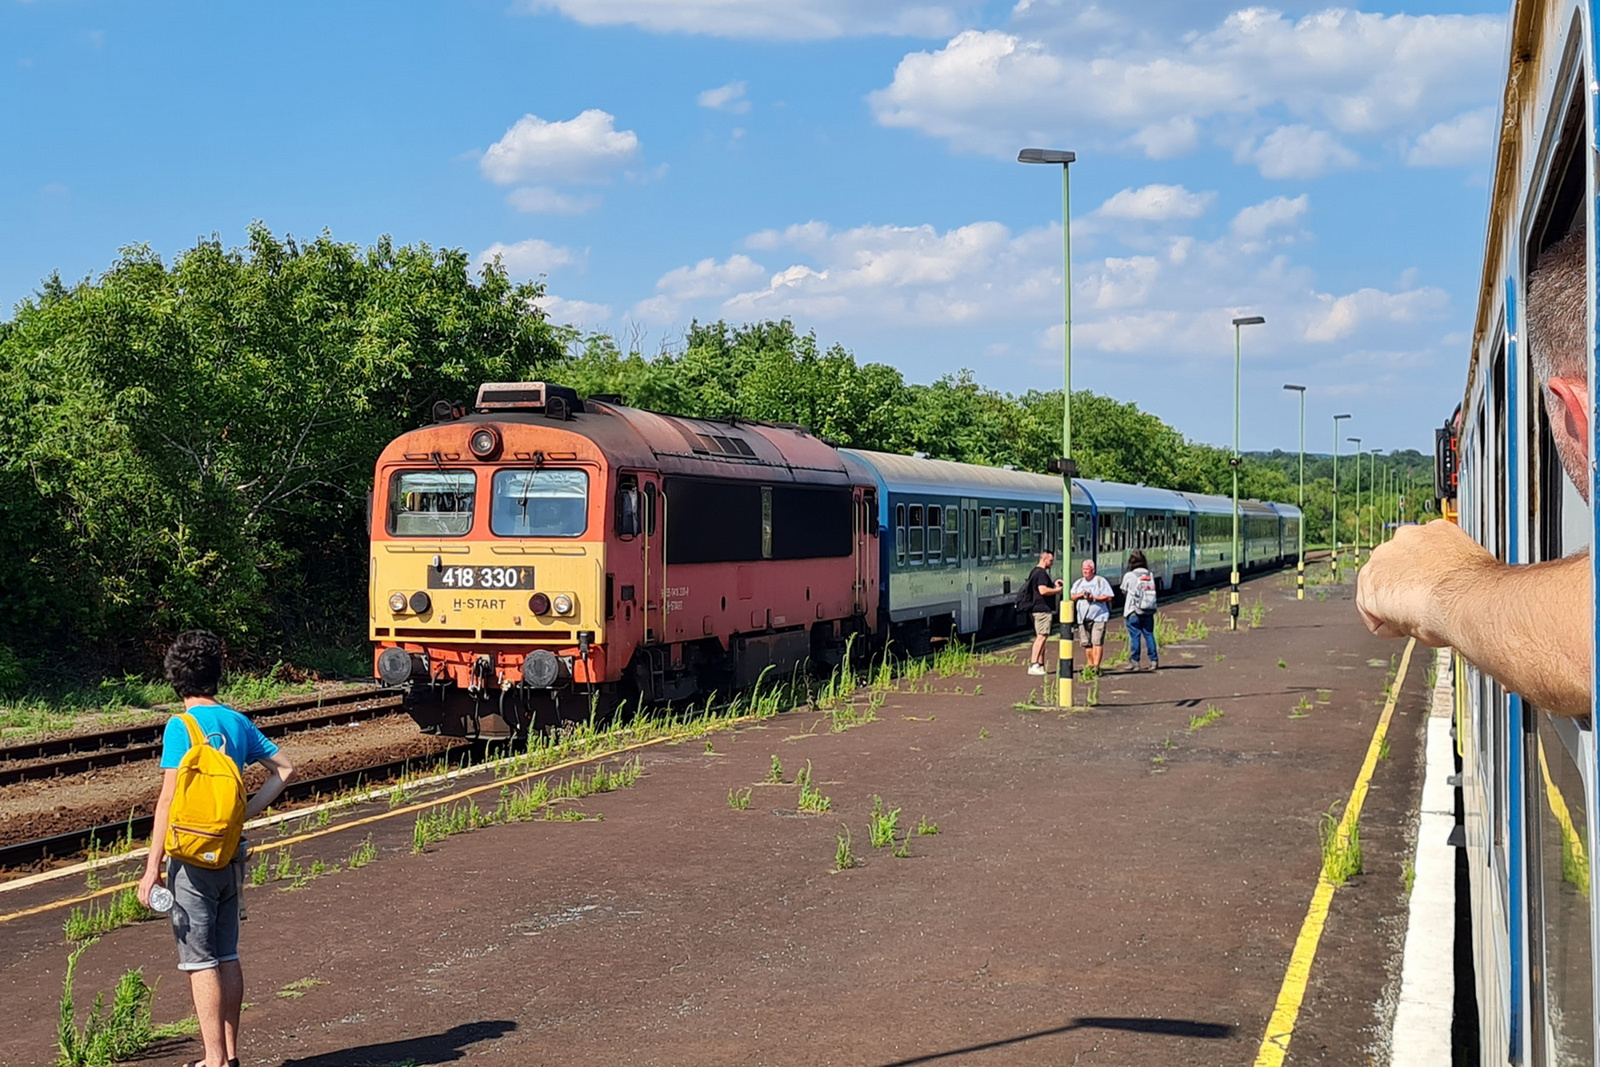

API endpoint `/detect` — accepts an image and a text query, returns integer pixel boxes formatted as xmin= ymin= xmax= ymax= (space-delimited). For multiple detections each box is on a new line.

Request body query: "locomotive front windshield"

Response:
xmin=490 ymin=469 xmax=588 ymax=538
xmin=389 ymin=470 xmax=475 ymax=536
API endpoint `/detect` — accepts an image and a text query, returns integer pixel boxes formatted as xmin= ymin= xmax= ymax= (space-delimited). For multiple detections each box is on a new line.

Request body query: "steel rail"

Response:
xmin=0 ymin=690 xmax=400 ymax=788
xmin=0 ymin=746 xmax=469 ymax=870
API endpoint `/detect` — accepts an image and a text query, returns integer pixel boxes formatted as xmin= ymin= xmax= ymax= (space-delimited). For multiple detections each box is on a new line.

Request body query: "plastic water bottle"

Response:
xmin=147 ymin=884 xmax=173 ymax=914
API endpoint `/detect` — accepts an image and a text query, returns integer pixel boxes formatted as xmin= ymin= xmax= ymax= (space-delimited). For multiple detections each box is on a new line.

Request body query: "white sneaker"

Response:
xmin=1027 ymin=663 xmax=1046 ymax=676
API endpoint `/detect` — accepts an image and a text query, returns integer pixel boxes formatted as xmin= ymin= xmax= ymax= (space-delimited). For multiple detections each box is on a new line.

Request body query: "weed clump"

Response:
xmin=1319 ymin=804 xmax=1363 ymax=886
xmin=56 ymin=940 xmax=159 ymax=1067
xmin=728 ymin=787 xmax=753 ymax=811
xmin=1187 ymin=705 xmax=1224 ymax=732
xmin=868 ymin=796 xmax=902 ymax=849
xmin=916 ymin=816 xmax=940 ymax=836
xmin=834 ymin=826 xmax=856 ymax=871
xmin=766 ymin=755 xmax=784 ymax=783
xmin=62 ymin=888 xmax=153 ymax=943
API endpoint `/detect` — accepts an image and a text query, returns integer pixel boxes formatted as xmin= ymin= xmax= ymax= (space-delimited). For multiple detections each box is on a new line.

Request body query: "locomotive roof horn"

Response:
xmin=474 ymin=381 xmax=585 ymax=416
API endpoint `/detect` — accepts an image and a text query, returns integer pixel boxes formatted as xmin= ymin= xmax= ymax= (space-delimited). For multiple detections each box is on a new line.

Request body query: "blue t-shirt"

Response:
xmin=158 ymin=704 xmax=278 ymax=775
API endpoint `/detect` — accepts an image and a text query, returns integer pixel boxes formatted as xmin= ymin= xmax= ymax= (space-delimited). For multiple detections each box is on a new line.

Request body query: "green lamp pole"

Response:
xmin=1332 ymin=414 xmax=1351 ymax=574
xmin=1346 ymin=437 xmax=1362 ymax=565
xmin=1228 ymin=315 xmax=1265 ymax=631
xmin=1283 ymin=384 xmax=1306 ymax=599
xmin=1019 ymin=147 xmax=1076 ymax=707
xmin=1371 ymin=449 xmax=1383 ymax=547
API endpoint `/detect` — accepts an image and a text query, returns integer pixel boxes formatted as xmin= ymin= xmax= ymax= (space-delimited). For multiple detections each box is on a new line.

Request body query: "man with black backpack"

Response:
xmin=137 ymin=631 xmax=295 ymax=1067
xmin=1024 ymin=548 xmax=1065 ymax=676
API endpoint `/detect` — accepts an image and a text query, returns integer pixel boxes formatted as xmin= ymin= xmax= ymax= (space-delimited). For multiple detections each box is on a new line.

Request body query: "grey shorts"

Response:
xmin=1031 ymin=612 xmax=1054 ymax=637
xmin=168 ymin=855 xmax=243 ymax=971
xmin=1076 ymin=619 xmax=1107 ymax=647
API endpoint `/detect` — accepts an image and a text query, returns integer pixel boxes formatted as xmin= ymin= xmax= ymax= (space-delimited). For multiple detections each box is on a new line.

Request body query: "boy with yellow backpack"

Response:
xmin=138 ymin=631 xmax=295 ymax=1067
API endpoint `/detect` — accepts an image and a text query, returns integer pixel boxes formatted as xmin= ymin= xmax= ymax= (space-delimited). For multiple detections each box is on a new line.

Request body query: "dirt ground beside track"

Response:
xmin=0 ymin=572 xmax=1432 ymax=1067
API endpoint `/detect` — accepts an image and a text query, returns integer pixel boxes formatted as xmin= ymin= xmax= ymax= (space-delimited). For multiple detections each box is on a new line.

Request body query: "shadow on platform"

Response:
xmin=874 ymin=1016 xmax=1235 ymax=1066
xmin=278 ymin=1020 xmax=516 ymax=1066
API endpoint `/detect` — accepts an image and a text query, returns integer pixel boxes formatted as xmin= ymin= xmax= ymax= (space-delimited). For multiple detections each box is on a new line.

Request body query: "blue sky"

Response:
xmin=3 ymin=0 xmax=1510 ymax=453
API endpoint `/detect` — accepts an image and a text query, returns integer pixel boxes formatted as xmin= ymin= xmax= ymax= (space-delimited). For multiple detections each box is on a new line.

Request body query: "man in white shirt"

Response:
xmin=1069 ymin=559 xmax=1113 ymax=671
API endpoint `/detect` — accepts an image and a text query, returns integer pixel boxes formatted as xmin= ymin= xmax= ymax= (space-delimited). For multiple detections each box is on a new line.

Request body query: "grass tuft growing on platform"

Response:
xmin=1319 ymin=805 xmax=1363 ymax=886
xmin=56 ymin=939 xmax=158 ymax=1067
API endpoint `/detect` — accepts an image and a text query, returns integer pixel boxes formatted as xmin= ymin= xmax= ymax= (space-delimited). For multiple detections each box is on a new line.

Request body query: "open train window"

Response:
xmin=895 ymin=504 xmax=907 ymax=565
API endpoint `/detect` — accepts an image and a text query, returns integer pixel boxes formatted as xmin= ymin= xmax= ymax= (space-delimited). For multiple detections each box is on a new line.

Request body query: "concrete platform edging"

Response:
xmin=1390 ymin=646 xmax=1458 ymax=1066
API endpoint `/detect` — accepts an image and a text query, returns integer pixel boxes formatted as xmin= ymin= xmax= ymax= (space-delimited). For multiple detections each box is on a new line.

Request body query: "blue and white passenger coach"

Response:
xmin=1451 ymin=0 xmax=1600 ymax=1061
xmin=840 ymin=450 xmax=1300 ymax=653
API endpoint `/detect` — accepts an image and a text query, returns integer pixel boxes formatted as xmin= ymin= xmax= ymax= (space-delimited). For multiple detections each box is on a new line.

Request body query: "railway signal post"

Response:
xmin=1229 ymin=315 xmax=1265 ymax=630
xmin=1018 ymin=146 xmax=1077 ymax=706
xmin=1283 ymin=384 xmax=1306 ymax=598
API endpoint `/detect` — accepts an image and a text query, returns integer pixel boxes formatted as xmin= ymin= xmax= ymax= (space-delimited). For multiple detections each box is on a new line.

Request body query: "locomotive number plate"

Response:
xmin=428 ymin=565 xmax=534 ymax=590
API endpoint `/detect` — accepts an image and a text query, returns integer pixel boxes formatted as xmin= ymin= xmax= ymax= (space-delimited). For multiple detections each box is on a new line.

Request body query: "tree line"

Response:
xmin=0 ymin=227 xmax=1437 ymax=681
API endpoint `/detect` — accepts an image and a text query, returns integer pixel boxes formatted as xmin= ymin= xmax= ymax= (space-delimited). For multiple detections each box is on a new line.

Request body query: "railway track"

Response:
xmin=0 ymin=688 xmax=404 ymax=788
xmin=0 ymin=746 xmax=474 ymax=870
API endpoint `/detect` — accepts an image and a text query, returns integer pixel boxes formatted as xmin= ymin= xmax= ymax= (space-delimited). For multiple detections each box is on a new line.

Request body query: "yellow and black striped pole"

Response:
xmin=1229 ymin=316 xmax=1265 ymax=631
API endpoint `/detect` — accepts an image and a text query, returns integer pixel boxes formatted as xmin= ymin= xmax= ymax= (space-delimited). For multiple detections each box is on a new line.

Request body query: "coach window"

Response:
xmin=980 ymin=508 xmax=993 ymax=558
xmin=490 ymin=469 xmax=588 ymax=538
xmin=944 ymin=508 xmax=959 ymax=564
xmin=926 ymin=506 xmax=942 ymax=563
xmin=389 ymin=470 xmax=475 ymax=537
xmin=908 ymin=504 xmax=925 ymax=564
xmin=1006 ymin=508 xmax=1019 ymax=557
xmin=895 ymin=504 xmax=907 ymax=565
xmin=1018 ymin=509 xmax=1032 ymax=556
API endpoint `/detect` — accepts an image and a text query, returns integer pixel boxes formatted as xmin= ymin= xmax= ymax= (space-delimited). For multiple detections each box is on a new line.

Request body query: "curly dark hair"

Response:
xmin=163 ymin=630 xmax=224 ymax=698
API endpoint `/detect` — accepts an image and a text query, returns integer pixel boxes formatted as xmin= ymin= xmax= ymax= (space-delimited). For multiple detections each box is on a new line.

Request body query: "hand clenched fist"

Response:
xmin=1355 ymin=520 xmax=1497 ymax=646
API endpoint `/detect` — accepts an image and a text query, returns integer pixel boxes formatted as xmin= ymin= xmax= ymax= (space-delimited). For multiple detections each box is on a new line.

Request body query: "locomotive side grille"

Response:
xmin=480 ymin=629 xmax=574 ymax=641
xmin=394 ymin=627 xmax=476 ymax=638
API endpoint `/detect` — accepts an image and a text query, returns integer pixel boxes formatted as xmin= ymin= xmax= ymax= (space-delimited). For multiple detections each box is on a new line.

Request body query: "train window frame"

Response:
xmin=926 ymin=505 xmax=942 ymax=564
xmin=895 ymin=503 xmax=907 ymax=565
xmin=1018 ymin=509 xmax=1032 ymax=556
xmin=615 ymin=474 xmax=642 ymax=539
xmin=944 ymin=507 xmax=959 ymax=564
xmin=980 ymin=508 xmax=993 ymax=559
xmin=488 ymin=468 xmax=589 ymax=539
xmin=908 ymin=504 xmax=925 ymax=564
xmin=1008 ymin=508 xmax=1020 ymax=557
xmin=387 ymin=469 xmax=476 ymax=538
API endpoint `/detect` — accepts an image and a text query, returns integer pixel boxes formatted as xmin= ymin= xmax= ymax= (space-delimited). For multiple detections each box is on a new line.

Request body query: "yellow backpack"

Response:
xmin=165 ymin=712 xmax=246 ymax=869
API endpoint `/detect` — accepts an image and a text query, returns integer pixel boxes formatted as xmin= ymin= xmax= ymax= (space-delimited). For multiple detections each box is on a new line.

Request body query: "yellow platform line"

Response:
xmin=1253 ymin=637 xmax=1416 ymax=1067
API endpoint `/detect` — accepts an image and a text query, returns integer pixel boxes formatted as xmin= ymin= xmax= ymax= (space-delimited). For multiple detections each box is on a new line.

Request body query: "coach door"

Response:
xmin=959 ymin=497 xmax=979 ymax=633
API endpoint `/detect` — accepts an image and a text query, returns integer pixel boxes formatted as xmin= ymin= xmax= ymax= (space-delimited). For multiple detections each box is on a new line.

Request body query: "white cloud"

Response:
xmin=1303 ymin=286 xmax=1449 ymax=343
xmin=869 ymin=9 xmax=1503 ymax=166
xmin=698 ymin=81 xmax=751 ymax=113
xmin=519 ymin=0 xmax=967 ymax=40
xmin=506 ymin=186 xmax=603 ymax=215
xmin=535 ymin=294 xmax=613 ymax=329
xmin=480 ymin=109 xmax=639 ymax=185
xmin=1238 ymin=124 xmax=1359 ymax=180
xmin=1407 ymin=106 xmax=1497 ymax=167
xmin=1094 ymin=184 xmax=1215 ymax=222
xmin=658 ymin=254 xmax=767 ymax=299
xmin=1230 ymin=194 xmax=1309 ymax=239
xmin=475 ymin=238 xmax=576 ymax=278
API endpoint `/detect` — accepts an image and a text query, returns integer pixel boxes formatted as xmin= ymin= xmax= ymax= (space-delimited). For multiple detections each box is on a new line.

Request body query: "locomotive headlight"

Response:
xmin=529 ymin=592 xmax=551 ymax=615
xmin=408 ymin=590 xmax=432 ymax=614
xmin=388 ymin=592 xmax=408 ymax=614
xmin=469 ymin=427 xmax=500 ymax=458
xmin=552 ymin=593 xmax=574 ymax=616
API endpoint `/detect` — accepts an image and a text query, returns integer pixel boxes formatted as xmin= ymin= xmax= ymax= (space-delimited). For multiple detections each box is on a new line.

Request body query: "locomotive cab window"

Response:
xmin=388 ymin=470 xmax=475 ymax=537
xmin=490 ymin=469 xmax=589 ymax=538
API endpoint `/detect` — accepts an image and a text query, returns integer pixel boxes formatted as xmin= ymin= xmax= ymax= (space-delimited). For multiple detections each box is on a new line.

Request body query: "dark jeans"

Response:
xmin=1126 ymin=612 xmax=1158 ymax=664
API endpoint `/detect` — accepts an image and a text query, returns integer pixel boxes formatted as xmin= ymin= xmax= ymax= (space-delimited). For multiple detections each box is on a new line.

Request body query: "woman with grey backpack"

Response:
xmin=1120 ymin=551 xmax=1159 ymax=670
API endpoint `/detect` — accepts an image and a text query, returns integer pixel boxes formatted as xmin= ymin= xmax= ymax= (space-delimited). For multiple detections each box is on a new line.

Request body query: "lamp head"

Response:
xmin=1282 ymin=384 xmax=1306 ymax=392
xmin=1347 ymin=437 xmax=1361 ymax=444
xmin=1232 ymin=315 xmax=1266 ymax=327
xmin=1018 ymin=148 xmax=1075 ymax=165
xmin=1334 ymin=413 xmax=1352 ymax=421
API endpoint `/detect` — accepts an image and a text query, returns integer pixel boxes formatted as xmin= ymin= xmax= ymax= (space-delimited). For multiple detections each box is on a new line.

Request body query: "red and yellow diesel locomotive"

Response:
xmin=370 ymin=382 xmax=880 ymax=737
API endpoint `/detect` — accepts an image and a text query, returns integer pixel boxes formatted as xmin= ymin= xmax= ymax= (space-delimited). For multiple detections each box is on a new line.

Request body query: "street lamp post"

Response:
xmin=1371 ymin=449 xmax=1383 ymax=547
xmin=1332 ymin=414 xmax=1352 ymax=574
xmin=1229 ymin=316 xmax=1266 ymax=631
xmin=1347 ymin=437 xmax=1362 ymax=565
xmin=1019 ymin=147 xmax=1076 ymax=707
xmin=1283 ymin=384 xmax=1306 ymax=599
